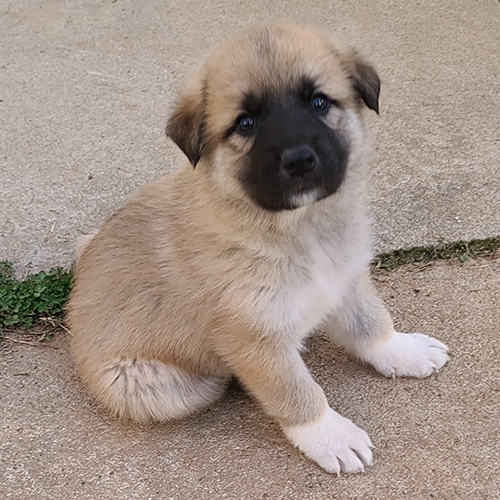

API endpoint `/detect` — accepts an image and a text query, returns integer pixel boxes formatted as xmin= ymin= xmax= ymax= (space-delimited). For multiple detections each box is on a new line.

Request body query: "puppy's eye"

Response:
xmin=236 ymin=114 xmax=256 ymax=135
xmin=310 ymin=93 xmax=330 ymax=114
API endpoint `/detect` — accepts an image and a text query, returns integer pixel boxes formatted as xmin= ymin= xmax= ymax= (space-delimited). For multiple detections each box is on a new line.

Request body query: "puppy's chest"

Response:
xmin=237 ymin=240 xmax=364 ymax=337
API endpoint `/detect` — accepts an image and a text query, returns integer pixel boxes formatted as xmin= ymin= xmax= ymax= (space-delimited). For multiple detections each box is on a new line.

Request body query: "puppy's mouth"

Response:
xmin=287 ymin=188 xmax=326 ymax=209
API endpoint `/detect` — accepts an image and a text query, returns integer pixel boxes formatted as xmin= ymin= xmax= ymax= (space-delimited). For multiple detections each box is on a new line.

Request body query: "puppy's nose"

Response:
xmin=281 ymin=145 xmax=317 ymax=177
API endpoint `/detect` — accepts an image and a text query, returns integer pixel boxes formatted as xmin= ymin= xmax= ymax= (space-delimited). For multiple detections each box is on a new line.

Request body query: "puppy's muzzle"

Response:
xmin=281 ymin=145 xmax=318 ymax=178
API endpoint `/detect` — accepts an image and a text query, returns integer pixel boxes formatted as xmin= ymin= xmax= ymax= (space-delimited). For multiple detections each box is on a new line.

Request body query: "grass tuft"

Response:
xmin=371 ymin=237 xmax=500 ymax=271
xmin=0 ymin=264 xmax=72 ymax=328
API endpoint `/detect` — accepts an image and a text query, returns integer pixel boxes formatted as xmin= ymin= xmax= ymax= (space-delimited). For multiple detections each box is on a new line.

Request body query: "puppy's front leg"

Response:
xmin=323 ymin=272 xmax=449 ymax=378
xmin=211 ymin=323 xmax=372 ymax=474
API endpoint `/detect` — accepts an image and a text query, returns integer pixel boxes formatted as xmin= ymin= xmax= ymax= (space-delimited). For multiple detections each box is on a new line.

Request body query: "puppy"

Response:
xmin=67 ymin=23 xmax=449 ymax=474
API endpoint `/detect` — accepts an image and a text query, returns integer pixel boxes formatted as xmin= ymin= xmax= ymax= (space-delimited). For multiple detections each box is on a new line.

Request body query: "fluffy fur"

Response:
xmin=67 ymin=23 xmax=449 ymax=474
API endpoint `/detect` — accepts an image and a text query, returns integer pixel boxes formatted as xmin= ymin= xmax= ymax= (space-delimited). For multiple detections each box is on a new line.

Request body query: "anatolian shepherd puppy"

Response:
xmin=68 ymin=23 xmax=449 ymax=474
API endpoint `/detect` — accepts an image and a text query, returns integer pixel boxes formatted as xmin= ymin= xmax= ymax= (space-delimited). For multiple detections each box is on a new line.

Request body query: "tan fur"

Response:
xmin=73 ymin=234 xmax=96 ymax=262
xmin=68 ymin=23 xmax=376 ymax=425
xmin=68 ymin=23 xmax=449 ymax=473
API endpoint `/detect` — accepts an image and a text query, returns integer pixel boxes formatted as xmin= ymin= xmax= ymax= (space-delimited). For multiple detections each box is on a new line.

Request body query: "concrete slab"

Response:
xmin=1 ymin=0 xmax=499 ymax=275
xmin=1 ymin=257 xmax=499 ymax=499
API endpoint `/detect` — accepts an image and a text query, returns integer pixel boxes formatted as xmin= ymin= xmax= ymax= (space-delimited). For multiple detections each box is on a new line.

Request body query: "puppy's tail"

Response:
xmin=82 ymin=358 xmax=228 ymax=422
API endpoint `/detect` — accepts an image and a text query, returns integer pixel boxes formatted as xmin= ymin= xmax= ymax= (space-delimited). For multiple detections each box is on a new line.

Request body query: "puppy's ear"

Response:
xmin=342 ymin=50 xmax=381 ymax=114
xmin=166 ymin=71 xmax=206 ymax=166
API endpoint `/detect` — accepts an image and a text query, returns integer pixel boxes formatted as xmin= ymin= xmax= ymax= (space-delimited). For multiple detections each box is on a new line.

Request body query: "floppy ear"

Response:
xmin=343 ymin=50 xmax=381 ymax=114
xmin=166 ymin=71 xmax=206 ymax=166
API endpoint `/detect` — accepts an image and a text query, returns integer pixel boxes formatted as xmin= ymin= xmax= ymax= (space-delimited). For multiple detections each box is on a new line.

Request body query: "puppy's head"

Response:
xmin=167 ymin=23 xmax=380 ymax=211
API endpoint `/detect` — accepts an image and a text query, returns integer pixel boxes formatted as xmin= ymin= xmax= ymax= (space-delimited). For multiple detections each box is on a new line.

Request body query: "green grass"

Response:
xmin=0 ymin=263 xmax=72 ymax=328
xmin=372 ymin=237 xmax=500 ymax=271
xmin=0 ymin=236 xmax=498 ymax=329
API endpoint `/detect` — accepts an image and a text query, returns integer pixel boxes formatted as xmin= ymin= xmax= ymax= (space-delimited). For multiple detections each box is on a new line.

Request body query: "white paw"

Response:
xmin=365 ymin=331 xmax=449 ymax=378
xmin=283 ymin=407 xmax=373 ymax=474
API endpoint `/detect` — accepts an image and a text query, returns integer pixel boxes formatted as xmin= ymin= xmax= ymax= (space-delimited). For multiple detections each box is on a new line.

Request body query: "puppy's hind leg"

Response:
xmin=89 ymin=358 xmax=228 ymax=422
xmin=322 ymin=272 xmax=449 ymax=378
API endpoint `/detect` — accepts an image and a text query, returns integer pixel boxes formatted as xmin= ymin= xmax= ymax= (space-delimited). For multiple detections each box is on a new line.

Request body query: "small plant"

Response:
xmin=372 ymin=237 xmax=500 ymax=271
xmin=0 ymin=263 xmax=72 ymax=328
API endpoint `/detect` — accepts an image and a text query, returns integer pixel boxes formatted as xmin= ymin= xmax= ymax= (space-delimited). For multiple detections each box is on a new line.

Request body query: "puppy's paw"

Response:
xmin=365 ymin=331 xmax=449 ymax=378
xmin=283 ymin=407 xmax=373 ymax=474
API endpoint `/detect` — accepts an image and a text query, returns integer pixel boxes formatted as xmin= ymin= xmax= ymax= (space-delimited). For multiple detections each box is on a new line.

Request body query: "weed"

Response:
xmin=372 ymin=237 xmax=500 ymax=271
xmin=0 ymin=263 xmax=72 ymax=328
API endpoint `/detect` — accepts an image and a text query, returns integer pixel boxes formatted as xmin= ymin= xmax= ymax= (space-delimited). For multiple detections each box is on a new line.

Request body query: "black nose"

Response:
xmin=281 ymin=145 xmax=318 ymax=177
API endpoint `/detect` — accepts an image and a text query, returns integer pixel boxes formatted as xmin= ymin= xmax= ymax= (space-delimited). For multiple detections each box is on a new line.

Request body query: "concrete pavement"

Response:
xmin=1 ymin=257 xmax=499 ymax=499
xmin=1 ymin=1 xmax=500 ymax=499
xmin=1 ymin=0 xmax=499 ymax=275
